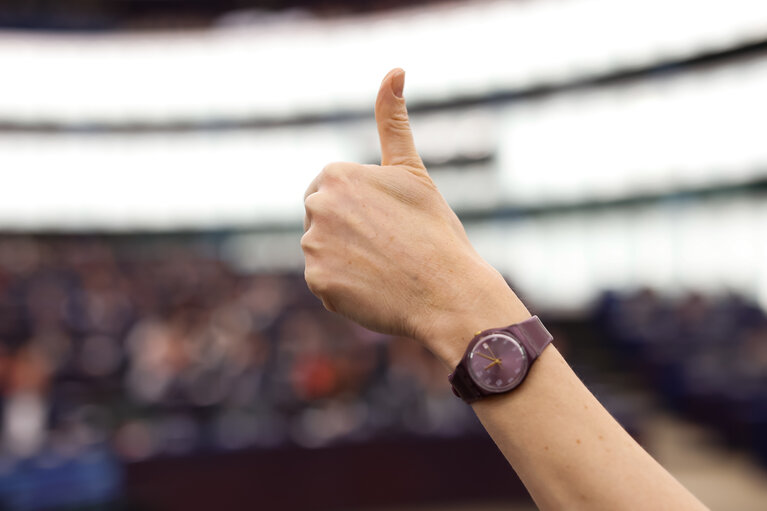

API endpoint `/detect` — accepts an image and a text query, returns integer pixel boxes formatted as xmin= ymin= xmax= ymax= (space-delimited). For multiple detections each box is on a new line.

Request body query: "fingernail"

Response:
xmin=391 ymin=69 xmax=405 ymax=98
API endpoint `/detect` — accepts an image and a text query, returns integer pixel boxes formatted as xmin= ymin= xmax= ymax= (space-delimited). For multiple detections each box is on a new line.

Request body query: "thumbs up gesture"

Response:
xmin=302 ymin=69 xmax=530 ymax=369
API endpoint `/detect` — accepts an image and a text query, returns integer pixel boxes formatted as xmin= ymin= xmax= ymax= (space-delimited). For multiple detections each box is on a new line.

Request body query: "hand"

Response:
xmin=301 ymin=69 xmax=529 ymax=368
xmin=303 ymin=71 xmax=710 ymax=511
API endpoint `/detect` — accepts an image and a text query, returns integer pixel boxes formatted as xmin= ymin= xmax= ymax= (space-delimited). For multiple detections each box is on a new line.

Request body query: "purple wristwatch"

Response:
xmin=449 ymin=315 xmax=553 ymax=403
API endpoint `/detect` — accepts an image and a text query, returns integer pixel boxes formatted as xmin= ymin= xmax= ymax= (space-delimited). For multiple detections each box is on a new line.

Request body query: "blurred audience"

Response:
xmin=0 ymin=236 xmax=477 ymax=467
xmin=596 ymin=288 xmax=767 ymax=467
xmin=2 ymin=235 xmax=765 ymax=508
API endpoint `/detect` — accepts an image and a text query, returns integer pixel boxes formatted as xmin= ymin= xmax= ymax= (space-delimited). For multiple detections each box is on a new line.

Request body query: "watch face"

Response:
xmin=467 ymin=333 xmax=528 ymax=393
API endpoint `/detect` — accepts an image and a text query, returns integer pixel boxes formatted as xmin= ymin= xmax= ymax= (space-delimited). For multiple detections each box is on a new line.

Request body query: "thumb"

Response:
xmin=375 ymin=68 xmax=425 ymax=172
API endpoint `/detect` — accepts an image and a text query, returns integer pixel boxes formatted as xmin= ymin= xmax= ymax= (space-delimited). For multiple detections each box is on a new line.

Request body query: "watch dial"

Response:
xmin=467 ymin=333 xmax=528 ymax=392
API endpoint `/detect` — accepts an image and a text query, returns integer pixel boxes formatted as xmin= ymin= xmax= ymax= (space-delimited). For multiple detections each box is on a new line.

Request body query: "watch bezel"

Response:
xmin=467 ymin=332 xmax=529 ymax=393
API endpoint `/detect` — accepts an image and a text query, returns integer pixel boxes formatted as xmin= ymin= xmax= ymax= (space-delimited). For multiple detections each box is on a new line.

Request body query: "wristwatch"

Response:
xmin=449 ymin=315 xmax=553 ymax=403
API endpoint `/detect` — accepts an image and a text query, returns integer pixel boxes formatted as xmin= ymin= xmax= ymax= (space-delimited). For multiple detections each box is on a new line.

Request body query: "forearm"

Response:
xmin=477 ymin=346 xmax=706 ymax=510
xmin=429 ymin=284 xmax=709 ymax=511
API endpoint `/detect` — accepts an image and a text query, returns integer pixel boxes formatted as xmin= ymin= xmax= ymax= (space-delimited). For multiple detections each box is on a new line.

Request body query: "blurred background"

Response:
xmin=1 ymin=0 xmax=767 ymax=509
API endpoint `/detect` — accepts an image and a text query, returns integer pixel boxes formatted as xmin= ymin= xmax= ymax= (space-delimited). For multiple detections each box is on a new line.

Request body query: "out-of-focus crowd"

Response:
xmin=0 ymin=236 xmax=477 ymax=466
xmin=597 ymin=289 xmax=767 ymax=467
xmin=3 ymin=234 xmax=766 ymax=509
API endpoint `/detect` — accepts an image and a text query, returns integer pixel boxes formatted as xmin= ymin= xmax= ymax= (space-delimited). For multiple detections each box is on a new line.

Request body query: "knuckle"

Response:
xmin=304 ymin=265 xmax=340 ymax=314
xmin=300 ymin=230 xmax=324 ymax=254
xmin=322 ymin=161 xmax=350 ymax=180
xmin=303 ymin=265 xmax=318 ymax=291
xmin=300 ymin=231 xmax=313 ymax=252
xmin=304 ymin=266 xmax=329 ymax=296
xmin=303 ymin=191 xmax=326 ymax=214
xmin=322 ymin=161 xmax=365 ymax=185
xmin=321 ymin=297 xmax=337 ymax=313
xmin=304 ymin=181 xmax=319 ymax=199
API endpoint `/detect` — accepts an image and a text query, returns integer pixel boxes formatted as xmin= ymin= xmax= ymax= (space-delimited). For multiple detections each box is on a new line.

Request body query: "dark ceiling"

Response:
xmin=0 ymin=0 xmax=445 ymax=31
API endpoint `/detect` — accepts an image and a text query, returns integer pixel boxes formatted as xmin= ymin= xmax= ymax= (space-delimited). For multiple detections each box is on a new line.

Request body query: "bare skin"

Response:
xmin=302 ymin=68 xmax=709 ymax=511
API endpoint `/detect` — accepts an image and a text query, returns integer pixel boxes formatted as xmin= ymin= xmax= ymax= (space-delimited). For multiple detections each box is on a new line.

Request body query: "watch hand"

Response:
xmin=476 ymin=352 xmax=497 ymax=362
xmin=487 ymin=345 xmax=498 ymax=359
xmin=484 ymin=360 xmax=501 ymax=370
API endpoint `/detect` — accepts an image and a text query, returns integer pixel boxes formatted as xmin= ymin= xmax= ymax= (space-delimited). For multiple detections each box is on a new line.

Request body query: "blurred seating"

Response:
xmin=0 ymin=237 xmax=478 ymax=465
xmin=0 ymin=235 xmax=645 ymax=509
xmin=595 ymin=289 xmax=767 ymax=468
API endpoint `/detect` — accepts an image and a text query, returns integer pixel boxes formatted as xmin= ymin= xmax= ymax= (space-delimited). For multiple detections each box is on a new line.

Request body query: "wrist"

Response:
xmin=419 ymin=268 xmax=532 ymax=370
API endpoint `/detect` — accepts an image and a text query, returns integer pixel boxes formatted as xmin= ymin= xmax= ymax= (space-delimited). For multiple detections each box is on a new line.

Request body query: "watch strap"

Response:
xmin=505 ymin=315 xmax=553 ymax=358
xmin=448 ymin=363 xmax=483 ymax=403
